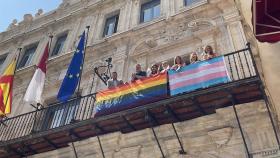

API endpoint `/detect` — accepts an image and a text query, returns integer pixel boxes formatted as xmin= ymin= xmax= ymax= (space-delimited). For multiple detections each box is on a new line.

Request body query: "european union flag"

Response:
xmin=57 ymin=31 xmax=85 ymax=102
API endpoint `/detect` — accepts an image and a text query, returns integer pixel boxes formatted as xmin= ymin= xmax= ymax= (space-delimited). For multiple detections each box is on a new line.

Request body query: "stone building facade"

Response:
xmin=0 ymin=0 xmax=279 ymax=157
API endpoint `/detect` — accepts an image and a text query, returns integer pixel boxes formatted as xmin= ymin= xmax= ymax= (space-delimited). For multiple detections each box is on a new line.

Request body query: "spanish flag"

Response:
xmin=0 ymin=58 xmax=16 ymax=116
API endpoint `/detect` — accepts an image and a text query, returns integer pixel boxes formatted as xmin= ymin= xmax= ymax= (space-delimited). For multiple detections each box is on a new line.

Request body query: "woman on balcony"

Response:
xmin=160 ymin=61 xmax=170 ymax=73
xmin=171 ymin=56 xmax=185 ymax=71
xmin=189 ymin=52 xmax=200 ymax=64
xmin=201 ymin=45 xmax=217 ymax=60
xmin=131 ymin=64 xmax=147 ymax=82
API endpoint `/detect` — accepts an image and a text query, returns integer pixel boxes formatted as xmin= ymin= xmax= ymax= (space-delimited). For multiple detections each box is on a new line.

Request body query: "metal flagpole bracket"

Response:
xmin=145 ymin=110 xmax=166 ymax=158
xmin=0 ymin=116 xmax=8 ymax=127
xmin=93 ymin=57 xmax=113 ymax=85
xmin=97 ymin=136 xmax=105 ymax=158
xmin=227 ymin=93 xmax=251 ymax=158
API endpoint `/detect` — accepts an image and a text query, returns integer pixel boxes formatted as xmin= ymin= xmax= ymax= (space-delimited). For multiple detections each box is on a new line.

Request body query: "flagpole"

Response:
xmin=30 ymin=34 xmax=54 ymax=110
xmin=77 ymin=26 xmax=90 ymax=96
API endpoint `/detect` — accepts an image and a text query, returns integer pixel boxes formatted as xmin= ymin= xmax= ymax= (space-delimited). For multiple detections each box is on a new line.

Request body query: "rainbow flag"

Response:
xmin=94 ymin=73 xmax=168 ymax=117
xmin=169 ymin=56 xmax=230 ymax=96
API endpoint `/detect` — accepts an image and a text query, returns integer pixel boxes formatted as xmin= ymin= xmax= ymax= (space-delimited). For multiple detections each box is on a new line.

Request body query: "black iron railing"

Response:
xmin=0 ymin=93 xmax=97 ymax=141
xmin=0 ymin=44 xmax=258 ymax=143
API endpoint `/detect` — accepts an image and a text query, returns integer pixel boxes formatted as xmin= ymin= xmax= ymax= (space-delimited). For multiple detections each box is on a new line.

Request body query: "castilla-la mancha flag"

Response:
xmin=24 ymin=42 xmax=49 ymax=104
xmin=0 ymin=58 xmax=17 ymax=116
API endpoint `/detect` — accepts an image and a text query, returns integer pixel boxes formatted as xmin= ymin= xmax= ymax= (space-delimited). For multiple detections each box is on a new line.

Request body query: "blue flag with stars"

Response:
xmin=57 ymin=31 xmax=85 ymax=102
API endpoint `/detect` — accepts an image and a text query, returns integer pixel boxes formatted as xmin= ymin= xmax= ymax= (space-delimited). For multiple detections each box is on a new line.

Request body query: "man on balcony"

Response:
xmin=131 ymin=64 xmax=147 ymax=82
xmin=107 ymin=72 xmax=124 ymax=89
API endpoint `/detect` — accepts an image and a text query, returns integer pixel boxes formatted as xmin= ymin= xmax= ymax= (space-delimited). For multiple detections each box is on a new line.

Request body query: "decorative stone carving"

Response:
xmin=23 ymin=14 xmax=33 ymax=23
xmin=129 ymin=37 xmax=153 ymax=57
xmin=7 ymin=19 xmax=18 ymax=31
xmin=35 ymin=9 xmax=43 ymax=17
xmin=188 ymin=18 xmax=217 ymax=30
xmin=59 ymin=0 xmax=81 ymax=8
xmin=145 ymin=38 xmax=157 ymax=48
xmin=59 ymin=0 xmax=70 ymax=8
xmin=113 ymin=145 xmax=142 ymax=158
xmin=207 ymin=127 xmax=233 ymax=148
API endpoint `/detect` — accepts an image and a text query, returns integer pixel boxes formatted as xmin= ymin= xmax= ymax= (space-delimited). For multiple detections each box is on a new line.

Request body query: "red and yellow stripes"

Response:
xmin=0 ymin=58 xmax=16 ymax=116
xmin=96 ymin=73 xmax=167 ymax=104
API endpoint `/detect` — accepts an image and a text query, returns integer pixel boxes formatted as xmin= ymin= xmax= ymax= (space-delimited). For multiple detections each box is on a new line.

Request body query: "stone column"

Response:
xmin=226 ymin=20 xmax=247 ymax=51
xmin=130 ymin=0 xmax=141 ymax=28
xmin=113 ymin=45 xmax=128 ymax=81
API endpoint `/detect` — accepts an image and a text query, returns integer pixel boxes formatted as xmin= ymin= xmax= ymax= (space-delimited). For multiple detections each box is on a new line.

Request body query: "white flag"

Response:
xmin=24 ymin=42 xmax=49 ymax=104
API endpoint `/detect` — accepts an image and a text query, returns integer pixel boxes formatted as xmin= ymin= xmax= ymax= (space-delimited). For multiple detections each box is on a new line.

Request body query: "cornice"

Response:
xmin=0 ymin=0 xmax=106 ymax=44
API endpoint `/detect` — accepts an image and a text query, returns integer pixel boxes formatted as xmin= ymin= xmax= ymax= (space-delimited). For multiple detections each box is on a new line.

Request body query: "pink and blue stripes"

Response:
xmin=168 ymin=56 xmax=230 ymax=96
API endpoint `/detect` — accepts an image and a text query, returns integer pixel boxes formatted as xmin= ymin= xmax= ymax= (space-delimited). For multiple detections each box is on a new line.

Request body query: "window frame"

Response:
xmin=50 ymin=33 xmax=68 ymax=57
xmin=103 ymin=14 xmax=119 ymax=37
xmin=0 ymin=54 xmax=7 ymax=71
xmin=17 ymin=43 xmax=38 ymax=69
xmin=140 ymin=0 xmax=161 ymax=23
xmin=184 ymin=0 xmax=196 ymax=6
xmin=183 ymin=0 xmax=207 ymax=8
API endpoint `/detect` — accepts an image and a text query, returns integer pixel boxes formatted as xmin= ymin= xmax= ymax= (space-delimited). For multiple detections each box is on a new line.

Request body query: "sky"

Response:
xmin=0 ymin=0 xmax=62 ymax=32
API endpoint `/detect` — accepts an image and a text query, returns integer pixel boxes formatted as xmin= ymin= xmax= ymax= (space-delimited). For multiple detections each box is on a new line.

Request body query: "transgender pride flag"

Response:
xmin=168 ymin=56 xmax=230 ymax=96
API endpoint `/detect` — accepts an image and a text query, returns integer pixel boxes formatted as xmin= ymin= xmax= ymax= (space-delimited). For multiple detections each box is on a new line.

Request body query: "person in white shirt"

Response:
xmin=107 ymin=72 xmax=124 ymax=89
xmin=160 ymin=61 xmax=170 ymax=73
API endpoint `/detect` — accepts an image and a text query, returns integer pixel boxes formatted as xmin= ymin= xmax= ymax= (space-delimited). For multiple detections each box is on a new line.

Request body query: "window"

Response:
xmin=140 ymin=0 xmax=160 ymax=23
xmin=184 ymin=0 xmax=200 ymax=6
xmin=18 ymin=44 xmax=38 ymax=69
xmin=103 ymin=14 xmax=119 ymax=37
xmin=42 ymin=99 xmax=80 ymax=130
xmin=51 ymin=33 xmax=68 ymax=57
xmin=0 ymin=54 xmax=7 ymax=70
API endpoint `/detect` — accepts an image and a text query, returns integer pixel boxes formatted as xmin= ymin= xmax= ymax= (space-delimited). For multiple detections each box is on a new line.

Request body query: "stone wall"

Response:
xmin=30 ymin=100 xmax=279 ymax=158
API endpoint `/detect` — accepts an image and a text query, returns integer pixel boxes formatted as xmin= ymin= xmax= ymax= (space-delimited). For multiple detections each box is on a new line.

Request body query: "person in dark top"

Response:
xmin=149 ymin=64 xmax=159 ymax=77
xmin=131 ymin=64 xmax=147 ymax=82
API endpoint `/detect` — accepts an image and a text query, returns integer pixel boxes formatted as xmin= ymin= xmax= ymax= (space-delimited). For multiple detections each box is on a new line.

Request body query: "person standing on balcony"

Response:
xmin=131 ymin=64 xmax=147 ymax=82
xmin=149 ymin=64 xmax=160 ymax=77
xmin=171 ymin=56 xmax=185 ymax=71
xmin=201 ymin=45 xmax=217 ymax=60
xmin=189 ymin=52 xmax=200 ymax=64
xmin=160 ymin=61 xmax=170 ymax=73
xmin=107 ymin=72 xmax=124 ymax=89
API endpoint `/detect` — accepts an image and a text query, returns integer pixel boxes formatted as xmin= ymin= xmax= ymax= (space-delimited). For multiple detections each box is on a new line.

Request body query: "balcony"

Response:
xmin=0 ymin=44 xmax=276 ymax=158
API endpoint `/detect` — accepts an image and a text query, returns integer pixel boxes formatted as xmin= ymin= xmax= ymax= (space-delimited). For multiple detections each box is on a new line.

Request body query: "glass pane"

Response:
xmin=0 ymin=55 xmax=7 ymax=70
xmin=25 ymin=53 xmax=34 ymax=66
xmin=104 ymin=15 xmax=118 ymax=37
xmin=141 ymin=0 xmax=161 ymax=23
xmin=107 ymin=23 xmax=115 ymax=36
xmin=185 ymin=0 xmax=199 ymax=6
xmin=153 ymin=4 xmax=160 ymax=18
xmin=51 ymin=34 xmax=67 ymax=56
xmin=143 ymin=8 xmax=153 ymax=22
xmin=18 ymin=45 xmax=37 ymax=68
